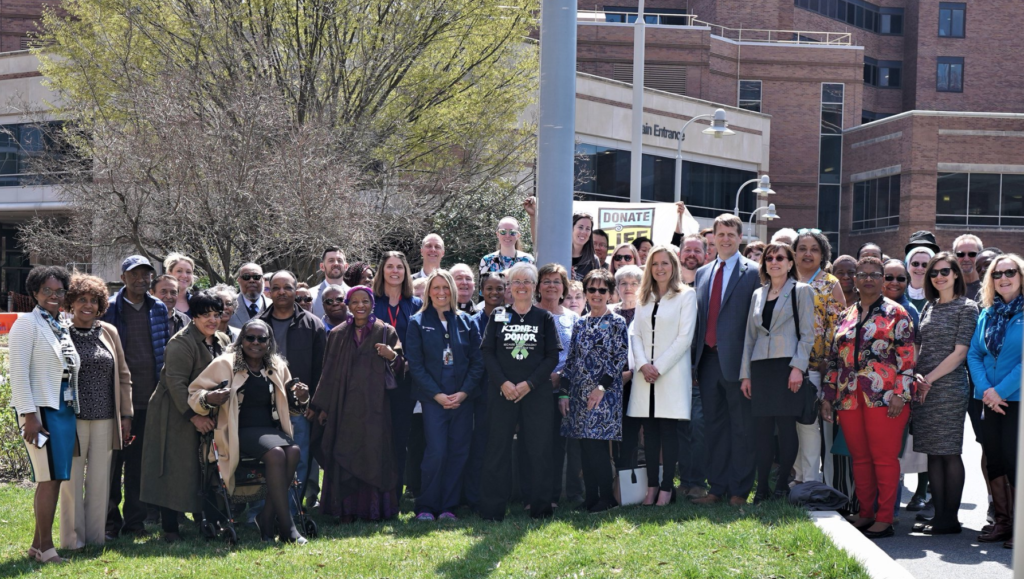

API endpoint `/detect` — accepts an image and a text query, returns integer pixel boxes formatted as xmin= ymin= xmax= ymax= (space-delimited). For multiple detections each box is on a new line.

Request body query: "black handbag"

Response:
xmin=791 ymin=287 xmax=819 ymax=425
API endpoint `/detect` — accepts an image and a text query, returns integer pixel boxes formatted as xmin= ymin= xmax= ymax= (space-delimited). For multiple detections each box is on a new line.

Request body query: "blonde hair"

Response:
xmin=978 ymin=253 xmax=1024 ymax=308
xmin=638 ymin=245 xmax=684 ymax=305
xmin=164 ymin=252 xmax=195 ymax=274
xmin=496 ymin=216 xmax=522 ymax=252
xmin=419 ymin=269 xmax=459 ymax=314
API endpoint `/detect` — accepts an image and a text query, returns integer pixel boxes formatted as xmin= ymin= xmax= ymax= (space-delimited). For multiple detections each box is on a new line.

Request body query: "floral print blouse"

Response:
xmin=824 ymin=296 xmax=917 ymax=410
xmin=808 ymin=273 xmax=844 ymax=369
xmin=560 ymin=312 xmax=629 ymax=441
xmin=478 ymin=250 xmax=535 ymax=276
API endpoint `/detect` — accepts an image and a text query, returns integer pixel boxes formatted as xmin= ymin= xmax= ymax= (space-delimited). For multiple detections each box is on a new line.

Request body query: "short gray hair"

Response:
xmin=615 ymin=264 xmax=643 ymax=285
xmin=211 ymin=283 xmax=239 ymax=303
xmin=234 ymin=262 xmax=263 ymax=278
xmin=507 ymin=261 xmax=538 ymax=286
xmin=770 ymin=228 xmax=798 ymax=245
xmin=953 ymin=234 xmax=983 ymax=252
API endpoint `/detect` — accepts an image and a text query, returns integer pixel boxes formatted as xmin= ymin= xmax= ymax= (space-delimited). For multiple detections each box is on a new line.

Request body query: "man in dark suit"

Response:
xmin=690 ymin=214 xmax=762 ymax=506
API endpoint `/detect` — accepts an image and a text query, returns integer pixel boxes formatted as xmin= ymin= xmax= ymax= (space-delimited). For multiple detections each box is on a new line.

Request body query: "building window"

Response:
xmin=936 ymin=172 xmax=1024 ymax=227
xmin=861 ymin=110 xmax=894 ymax=124
xmin=937 ymin=57 xmax=964 ymax=92
xmin=853 ymin=175 xmax=900 ymax=231
xmin=738 ymin=80 xmax=762 ymax=113
xmin=796 ymin=0 xmax=902 ymax=35
xmin=0 ymin=122 xmax=75 ymax=187
xmin=864 ymin=57 xmax=902 ymax=88
xmin=604 ymin=6 xmax=689 ymax=25
xmin=939 ymin=3 xmax=966 ymax=38
xmin=573 ymin=144 xmax=756 ymax=215
xmin=817 ymin=83 xmax=844 ymax=249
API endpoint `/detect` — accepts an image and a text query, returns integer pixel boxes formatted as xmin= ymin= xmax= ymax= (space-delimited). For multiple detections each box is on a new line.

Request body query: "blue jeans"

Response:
xmin=415 ymin=401 xmax=474 ymax=515
xmin=677 ymin=386 xmax=708 ymax=489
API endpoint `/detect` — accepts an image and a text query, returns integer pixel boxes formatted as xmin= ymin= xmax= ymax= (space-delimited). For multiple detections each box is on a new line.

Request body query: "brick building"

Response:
xmin=571 ymin=0 xmax=1024 ymax=256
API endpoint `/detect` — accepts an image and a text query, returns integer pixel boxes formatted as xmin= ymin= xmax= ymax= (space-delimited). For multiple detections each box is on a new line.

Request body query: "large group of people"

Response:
xmin=8 ymin=198 xmax=1022 ymax=564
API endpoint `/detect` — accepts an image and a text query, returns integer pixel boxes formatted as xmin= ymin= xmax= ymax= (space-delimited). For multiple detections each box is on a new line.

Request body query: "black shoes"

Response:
xmin=863 ymin=525 xmax=895 ymax=539
xmin=905 ymin=496 xmax=929 ymax=511
xmin=588 ymin=498 xmax=619 ymax=514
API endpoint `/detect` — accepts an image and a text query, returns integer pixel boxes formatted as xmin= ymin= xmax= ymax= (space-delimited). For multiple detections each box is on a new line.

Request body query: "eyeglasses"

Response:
xmin=239 ymin=273 xmax=263 ymax=281
xmin=296 ymin=297 xmax=313 ymax=303
xmin=540 ymin=280 xmax=562 ymax=286
xmin=763 ymin=255 xmax=787 ymax=263
xmin=323 ymin=298 xmax=344 ymax=306
xmin=956 ymin=251 xmax=978 ymax=259
xmin=909 ymin=261 xmax=928 ymax=269
xmin=585 ymin=287 xmax=609 ymax=294
xmin=613 ymin=254 xmax=634 ymax=262
xmin=929 ymin=268 xmax=953 ymax=278
xmin=797 ymin=228 xmax=822 ymax=235
xmin=855 ymin=272 xmax=884 ymax=280
xmin=884 ymin=274 xmax=908 ymax=283
xmin=196 ymin=311 xmax=223 ymax=320
xmin=510 ymin=279 xmax=532 ymax=286
xmin=244 ymin=335 xmax=270 ymax=343
xmin=38 ymin=288 xmax=66 ymax=297
xmin=497 ymin=229 xmax=520 ymax=237
xmin=992 ymin=269 xmax=1019 ymax=280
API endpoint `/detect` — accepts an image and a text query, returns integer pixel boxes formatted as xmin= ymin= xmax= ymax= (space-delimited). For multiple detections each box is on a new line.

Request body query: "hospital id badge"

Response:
xmin=442 ymin=346 xmax=454 ymax=366
xmin=494 ymin=306 xmax=510 ymax=323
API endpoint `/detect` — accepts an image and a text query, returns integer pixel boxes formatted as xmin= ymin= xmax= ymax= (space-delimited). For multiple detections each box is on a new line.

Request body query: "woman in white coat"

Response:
xmin=628 ymin=245 xmax=697 ymax=506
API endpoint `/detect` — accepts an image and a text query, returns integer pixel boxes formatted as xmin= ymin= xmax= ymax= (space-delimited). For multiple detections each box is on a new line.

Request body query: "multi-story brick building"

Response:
xmin=572 ymin=0 xmax=1024 ymax=256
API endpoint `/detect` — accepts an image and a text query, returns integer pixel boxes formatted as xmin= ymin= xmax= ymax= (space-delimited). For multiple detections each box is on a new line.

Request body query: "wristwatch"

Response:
xmin=596 ymin=385 xmax=606 ymax=392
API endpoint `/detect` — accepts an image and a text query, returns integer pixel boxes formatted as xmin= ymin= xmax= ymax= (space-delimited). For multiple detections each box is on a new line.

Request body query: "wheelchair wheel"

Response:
xmin=303 ymin=518 xmax=318 ymax=539
xmin=200 ymin=520 xmax=217 ymax=540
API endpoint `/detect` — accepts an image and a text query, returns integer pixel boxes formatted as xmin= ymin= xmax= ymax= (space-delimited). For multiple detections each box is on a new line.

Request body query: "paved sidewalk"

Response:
xmin=872 ymin=417 xmax=1013 ymax=579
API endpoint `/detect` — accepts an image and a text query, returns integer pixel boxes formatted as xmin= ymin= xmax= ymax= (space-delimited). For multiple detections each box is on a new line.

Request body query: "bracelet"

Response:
xmin=199 ymin=392 xmax=218 ymax=413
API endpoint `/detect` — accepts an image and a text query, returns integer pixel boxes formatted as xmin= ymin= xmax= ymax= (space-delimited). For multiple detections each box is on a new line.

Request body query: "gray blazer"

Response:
xmin=691 ymin=253 xmax=761 ymax=383
xmin=739 ymin=278 xmax=816 ymax=381
xmin=229 ymin=294 xmax=270 ymax=329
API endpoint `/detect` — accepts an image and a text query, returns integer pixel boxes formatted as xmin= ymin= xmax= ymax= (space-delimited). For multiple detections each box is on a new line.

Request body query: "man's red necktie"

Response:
xmin=705 ymin=262 xmax=724 ymax=348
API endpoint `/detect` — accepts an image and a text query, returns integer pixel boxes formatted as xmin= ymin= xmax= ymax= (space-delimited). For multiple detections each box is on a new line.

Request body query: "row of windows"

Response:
xmin=937 ymin=173 xmax=1024 ymax=227
xmin=573 ymin=144 xmax=757 ymax=218
xmin=864 ymin=58 xmax=901 ymax=88
xmin=602 ymin=6 xmax=689 ymax=25
xmin=0 ymin=122 xmax=72 ymax=187
xmin=794 ymin=0 xmax=903 ymax=35
xmin=853 ymin=175 xmax=901 ymax=231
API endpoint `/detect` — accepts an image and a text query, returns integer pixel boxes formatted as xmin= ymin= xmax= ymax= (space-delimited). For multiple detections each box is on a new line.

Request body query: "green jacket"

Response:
xmin=140 ymin=322 xmax=230 ymax=513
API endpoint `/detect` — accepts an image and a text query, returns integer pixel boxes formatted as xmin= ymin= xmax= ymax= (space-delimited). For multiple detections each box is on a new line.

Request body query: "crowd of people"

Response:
xmin=8 ymin=198 xmax=1022 ymax=563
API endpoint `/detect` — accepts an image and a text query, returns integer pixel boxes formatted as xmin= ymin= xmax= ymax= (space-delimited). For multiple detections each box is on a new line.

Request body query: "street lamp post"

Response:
xmin=732 ymin=174 xmax=775 ymax=217
xmin=748 ymin=203 xmax=778 ymax=242
xmin=673 ymin=108 xmax=735 ymax=202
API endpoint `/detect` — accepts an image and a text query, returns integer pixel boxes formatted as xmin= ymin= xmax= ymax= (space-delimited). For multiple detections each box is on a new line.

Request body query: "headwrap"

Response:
xmin=985 ymin=293 xmax=1024 ymax=356
xmin=344 ymin=286 xmax=377 ymax=345
xmin=905 ymin=247 xmax=935 ymax=268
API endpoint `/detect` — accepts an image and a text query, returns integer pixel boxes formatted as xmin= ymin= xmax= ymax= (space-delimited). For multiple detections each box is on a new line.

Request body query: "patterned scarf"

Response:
xmin=37 ymin=306 xmax=81 ymax=412
xmin=985 ymin=293 xmax=1024 ymax=356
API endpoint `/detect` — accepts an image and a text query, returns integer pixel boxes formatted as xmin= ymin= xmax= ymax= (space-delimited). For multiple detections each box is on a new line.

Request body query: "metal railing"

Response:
xmin=576 ymin=10 xmax=852 ymax=46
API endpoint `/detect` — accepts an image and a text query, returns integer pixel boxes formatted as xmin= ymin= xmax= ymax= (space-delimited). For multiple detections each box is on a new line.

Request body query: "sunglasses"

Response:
xmin=613 ymin=254 xmax=634 ymax=262
xmin=497 ymin=229 xmax=520 ymax=237
xmin=856 ymin=272 xmax=884 ymax=280
xmin=797 ymin=228 xmax=822 ymax=235
xmin=323 ymin=298 xmax=344 ymax=306
xmin=929 ymin=268 xmax=953 ymax=278
xmin=39 ymin=288 xmax=67 ymax=297
xmin=585 ymin=287 xmax=609 ymax=294
xmin=239 ymin=273 xmax=263 ymax=281
xmin=884 ymin=274 xmax=908 ymax=283
xmin=763 ymin=255 xmax=788 ymax=263
xmin=992 ymin=269 xmax=1020 ymax=280
xmin=295 ymin=297 xmax=313 ymax=303
xmin=244 ymin=335 xmax=270 ymax=343
xmin=956 ymin=251 xmax=978 ymax=258
xmin=909 ymin=261 xmax=928 ymax=269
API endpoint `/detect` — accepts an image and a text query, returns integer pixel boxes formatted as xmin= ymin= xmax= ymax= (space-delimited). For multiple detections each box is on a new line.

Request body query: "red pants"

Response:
xmin=838 ymin=403 xmax=909 ymax=524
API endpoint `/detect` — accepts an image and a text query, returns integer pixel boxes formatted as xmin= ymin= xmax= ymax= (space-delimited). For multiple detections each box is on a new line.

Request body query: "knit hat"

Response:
xmin=904 ymin=230 xmax=940 ymax=255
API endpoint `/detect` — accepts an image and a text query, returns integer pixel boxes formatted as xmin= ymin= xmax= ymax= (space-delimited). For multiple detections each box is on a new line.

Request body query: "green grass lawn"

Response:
xmin=0 ymin=484 xmax=868 ymax=579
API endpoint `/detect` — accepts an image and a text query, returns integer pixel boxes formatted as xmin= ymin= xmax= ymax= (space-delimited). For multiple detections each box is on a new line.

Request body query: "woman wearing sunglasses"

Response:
xmin=608 ymin=243 xmax=640 ymax=278
xmin=58 ymin=275 xmax=133 ymax=551
xmin=628 ymin=245 xmax=696 ymax=506
xmin=821 ymin=257 xmax=916 ymax=539
xmin=559 ymin=269 xmax=629 ymax=513
xmin=910 ymin=253 xmax=978 ymax=535
xmin=905 ymin=246 xmax=936 ymax=314
xmin=739 ymin=243 xmax=815 ymax=503
xmin=968 ymin=253 xmax=1024 ymax=548
xmin=188 ymin=318 xmax=309 ymax=543
xmin=478 ymin=216 xmax=535 ymax=276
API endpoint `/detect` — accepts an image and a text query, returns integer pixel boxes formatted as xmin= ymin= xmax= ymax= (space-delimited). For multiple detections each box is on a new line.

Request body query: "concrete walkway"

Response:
xmin=874 ymin=417 xmax=1013 ymax=579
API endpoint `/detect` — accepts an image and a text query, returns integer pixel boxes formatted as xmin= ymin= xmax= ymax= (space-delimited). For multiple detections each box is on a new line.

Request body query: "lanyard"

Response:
xmin=386 ymin=304 xmax=400 ymax=328
xmin=807 ymin=267 xmax=822 ymax=284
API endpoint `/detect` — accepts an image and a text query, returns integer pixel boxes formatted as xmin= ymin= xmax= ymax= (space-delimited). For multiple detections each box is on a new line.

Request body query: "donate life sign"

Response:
xmin=571 ymin=201 xmax=700 ymax=248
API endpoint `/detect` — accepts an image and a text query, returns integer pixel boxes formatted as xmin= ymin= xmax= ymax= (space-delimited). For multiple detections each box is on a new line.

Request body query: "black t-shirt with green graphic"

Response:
xmin=480 ymin=305 xmax=562 ymax=392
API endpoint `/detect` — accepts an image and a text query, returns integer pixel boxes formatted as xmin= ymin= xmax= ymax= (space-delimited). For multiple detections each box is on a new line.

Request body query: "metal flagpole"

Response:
xmin=534 ymin=0 xmax=577 ymax=269
xmin=629 ymin=0 xmax=645 ymax=203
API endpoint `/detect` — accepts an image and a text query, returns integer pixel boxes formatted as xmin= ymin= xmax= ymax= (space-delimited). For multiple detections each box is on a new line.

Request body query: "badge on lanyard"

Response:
xmin=442 ymin=346 xmax=454 ymax=366
xmin=494 ymin=306 xmax=510 ymax=323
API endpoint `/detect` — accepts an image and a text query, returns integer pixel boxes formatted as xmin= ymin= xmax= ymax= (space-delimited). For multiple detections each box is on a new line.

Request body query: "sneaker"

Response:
xmin=438 ymin=512 xmax=458 ymax=521
xmin=415 ymin=512 xmax=436 ymax=521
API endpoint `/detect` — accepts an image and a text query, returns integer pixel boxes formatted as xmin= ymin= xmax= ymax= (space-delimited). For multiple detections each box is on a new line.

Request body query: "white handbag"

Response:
xmin=616 ymin=465 xmax=663 ymax=506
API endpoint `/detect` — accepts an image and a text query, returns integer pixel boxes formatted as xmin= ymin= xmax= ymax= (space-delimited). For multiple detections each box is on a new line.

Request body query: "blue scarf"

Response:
xmin=985 ymin=294 xmax=1024 ymax=356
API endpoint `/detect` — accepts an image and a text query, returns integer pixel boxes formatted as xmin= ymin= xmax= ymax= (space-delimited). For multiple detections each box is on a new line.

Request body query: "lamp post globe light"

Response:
xmin=672 ymin=108 xmax=735 ymax=202
xmin=747 ymin=203 xmax=778 ymax=242
xmin=733 ymin=174 xmax=774 ymax=217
